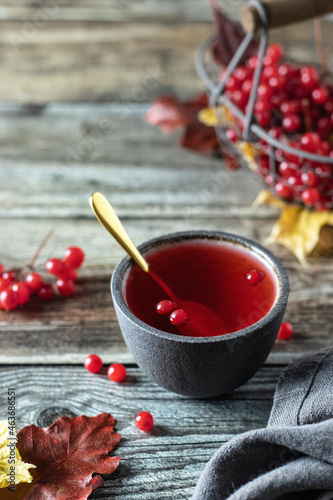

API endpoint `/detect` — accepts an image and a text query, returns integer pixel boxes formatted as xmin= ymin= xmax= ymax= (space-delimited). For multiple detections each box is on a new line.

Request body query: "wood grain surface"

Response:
xmin=0 ymin=6 xmax=330 ymax=102
xmin=0 ymin=4 xmax=332 ymax=498
xmin=1 ymin=104 xmax=333 ymax=365
xmin=0 ymin=365 xmax=282 ymax=499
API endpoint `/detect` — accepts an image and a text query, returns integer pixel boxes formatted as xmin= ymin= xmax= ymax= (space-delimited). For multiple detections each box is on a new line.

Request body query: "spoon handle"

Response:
xmin=89 ymin=192 xmax=149 ymax=273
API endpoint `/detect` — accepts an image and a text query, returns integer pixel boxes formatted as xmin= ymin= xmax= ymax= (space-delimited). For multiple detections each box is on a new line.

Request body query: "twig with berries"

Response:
xmin=0 ymin=231 xmax=85 ymax=311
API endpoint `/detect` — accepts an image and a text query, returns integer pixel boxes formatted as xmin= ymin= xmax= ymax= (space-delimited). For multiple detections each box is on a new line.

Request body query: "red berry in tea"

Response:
xmin=84 ymin=354 xmax=103 ymax=373
xmin=169 ymin=309 xmax=189 ymax=326
xmin=246 ymin=269 xmax=264 ymax=285
xmin=124 ymin=240 xmax=277 ymax=337
xmin=135 ymin=411 xmax=154 ymax=431
xmin=107 ymin=363 xmax=127 ymax=382
xmin=155 ymin=300 xmax=176 ymax=315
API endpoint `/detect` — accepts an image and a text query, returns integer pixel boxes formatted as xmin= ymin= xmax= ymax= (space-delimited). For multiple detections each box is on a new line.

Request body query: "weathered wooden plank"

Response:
xmin=0 ymin=102 xmax=279 ymax=219
xmin=0 ymin=217 xmax=332 ymax=365
xmin=0 ymin=365 xmax=282 ymax=499
xmin=3 ymin=0 xmax=332 ymax=24
xmin=0 ymin=161 xmax=273 ymax=220
xmin=0 ymin=22 xmax=211 ymax=102
xmin=0 ymin=19 xmax=330 ymax=102
xmin=0 ymin=0 xmax=219 ymax=23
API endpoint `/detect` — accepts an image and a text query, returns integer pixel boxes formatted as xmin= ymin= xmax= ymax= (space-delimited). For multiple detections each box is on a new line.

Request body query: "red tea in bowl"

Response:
xmin=123 ymin=239 xmax=278 ymax=337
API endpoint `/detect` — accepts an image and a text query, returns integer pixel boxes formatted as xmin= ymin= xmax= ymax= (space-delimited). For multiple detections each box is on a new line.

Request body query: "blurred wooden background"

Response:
xmin=0 ymin=0 xmax=331 ymax=103
xmin=0 ymin=3 xmax=332 ymax=499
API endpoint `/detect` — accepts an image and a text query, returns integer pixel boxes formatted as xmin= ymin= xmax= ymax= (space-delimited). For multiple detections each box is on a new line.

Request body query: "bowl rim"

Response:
xmin=111 ymin=230 xmax=289 ymax=344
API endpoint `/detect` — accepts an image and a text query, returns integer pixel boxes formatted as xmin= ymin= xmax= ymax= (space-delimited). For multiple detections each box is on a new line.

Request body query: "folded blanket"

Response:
xmin=192 ymin=349 xmax=333 ymax=500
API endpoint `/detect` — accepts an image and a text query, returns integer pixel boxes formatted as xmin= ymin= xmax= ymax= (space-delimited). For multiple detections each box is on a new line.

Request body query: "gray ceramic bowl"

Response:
xmin=111 ymin=231 xmax=289 ymax=398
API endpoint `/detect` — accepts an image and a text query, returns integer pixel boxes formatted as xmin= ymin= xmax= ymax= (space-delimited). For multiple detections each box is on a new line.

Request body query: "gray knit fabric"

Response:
xmin=192 ymin=349 xmax=333 ymax=500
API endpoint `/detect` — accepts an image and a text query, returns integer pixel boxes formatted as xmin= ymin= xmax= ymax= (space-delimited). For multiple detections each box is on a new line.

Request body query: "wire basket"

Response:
xmin=196 ymin=0 xmax=333 ymax=211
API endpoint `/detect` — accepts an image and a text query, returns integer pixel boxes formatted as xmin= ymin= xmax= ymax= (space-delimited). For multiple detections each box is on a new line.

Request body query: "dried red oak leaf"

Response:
xmin=146 ymin=94 xmax=219 ymax=153
xmin=181 ymin=123 xmax=219 ymax=153
xmin=16 ymin=413 xmax=121 ymax=500
xmin=145 ymin=93 xmax=208 ymax=132
xmin=210 ymin=0 xmax=259 ymax=66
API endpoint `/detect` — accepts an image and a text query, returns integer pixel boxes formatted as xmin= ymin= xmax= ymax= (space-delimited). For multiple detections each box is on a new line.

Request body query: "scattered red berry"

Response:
xmin=169 ymin=309 xmax=189 ymax=326
xmin=107 ymin=363 xmax=127 ymax=382
xmin=0 ymin=287 xmax=19 ymax=311
xmin=277 ymin=322 xmax=293 ymax=340
xmin=46 ymin=258 xmax=64 ymax=277
xmin=37 ymin=284 xmax=55 ymax=301
xmin=246 ymin=269 xmax=264 ymax=285
xmin=84 ymin=354 xmax=103 ymax=373
xmin=135 ymin=411 xmax=154 ymax=432
xmin=11 ymin=282 xmax=31 ymax=305
xmin=64 ymin=246 xmax=85 ymax=269
xmin=155 ymin=300 xmax=176 ymax=315
xmin=56 ymin=279 xmax=75 ymax=297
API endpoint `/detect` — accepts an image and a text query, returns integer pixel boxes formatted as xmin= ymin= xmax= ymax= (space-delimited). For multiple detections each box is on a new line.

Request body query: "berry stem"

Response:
xmin=301 ymin=99 xmax=312 ymax=133
xmin=313 ymin=18 xmax=329 ymax=76
xmin=18 ymin=229 xmax=54 ymax=280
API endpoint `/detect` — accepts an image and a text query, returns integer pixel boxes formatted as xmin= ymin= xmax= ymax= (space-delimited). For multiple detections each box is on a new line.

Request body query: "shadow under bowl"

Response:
xmin=111 ymin=231 xmax=289 ymax=398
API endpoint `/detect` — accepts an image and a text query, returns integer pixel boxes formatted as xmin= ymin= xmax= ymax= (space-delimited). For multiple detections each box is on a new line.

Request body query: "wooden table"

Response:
xmin=0 ymin=2 xmax=332 ymax=498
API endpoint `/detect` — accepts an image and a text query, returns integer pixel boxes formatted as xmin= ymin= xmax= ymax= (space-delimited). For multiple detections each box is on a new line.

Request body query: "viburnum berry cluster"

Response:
xmin=0 ymin=245 xmax=85 ymax=311
xmin=222 ymin=43 xmax=333 ymax=210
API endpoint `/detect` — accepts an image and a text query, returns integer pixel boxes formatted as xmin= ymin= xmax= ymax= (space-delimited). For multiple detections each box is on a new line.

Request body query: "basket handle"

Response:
xmin=241 ymin=0 xmax=333 ymax=33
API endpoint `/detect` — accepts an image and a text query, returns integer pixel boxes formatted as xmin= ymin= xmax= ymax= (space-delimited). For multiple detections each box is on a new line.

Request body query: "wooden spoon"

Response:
xmin=89 ymin=192 xmax=226 ymax=337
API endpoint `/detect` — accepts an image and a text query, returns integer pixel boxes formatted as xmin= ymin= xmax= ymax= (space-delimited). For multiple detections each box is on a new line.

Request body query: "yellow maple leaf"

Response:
xmin=198 ymin=105 xmax=234 ymax=128
xmin=0 ymin=420 xmax=35 ymax=489
xmin=198 ymin=107 xmax=217 ymax=127
xmin=254 ymin=190 xmax=333 ymax=264
xmin=252 ymin=190 xmax=285 ymax=209
xmin=236 ymin=141 xmax=258 ymax=172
